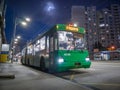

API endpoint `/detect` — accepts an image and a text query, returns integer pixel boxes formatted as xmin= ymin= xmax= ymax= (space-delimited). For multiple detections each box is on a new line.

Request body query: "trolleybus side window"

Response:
xmin=34 ymin=39 xmax=40 ymax=52
xmin=33 ymin=44 xmax=36 ymax=55
xmin=40 ymin=37 xmax=45 ymax=51
xmin=27 ymin=45 xmax=33 ymax=55
xmin=50 ymin=36 xmax=54 ymax=52
xmin=22 ymin=48 xmax=26 ymax=56
xmin=55 ymin=33 xmax=58 ymax=50
xmin=46 ymin=36 xmax=49 ymax=53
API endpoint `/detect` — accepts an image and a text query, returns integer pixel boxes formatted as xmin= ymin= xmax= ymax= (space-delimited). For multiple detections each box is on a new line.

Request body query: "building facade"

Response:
xmin=97 ymin=9 xmax=112 ymax=47
xmin=71 ymin=6 xmax=98 ymax=58
xmin=111 ymin=4 xmax=120 ymax=48
xmin=85 ymin=6 xmax=98 ymax=57
xmin=98 ymin=4 xmax=120 ymax=49
xmin=71 ymin=4 xmax=120 ymax=59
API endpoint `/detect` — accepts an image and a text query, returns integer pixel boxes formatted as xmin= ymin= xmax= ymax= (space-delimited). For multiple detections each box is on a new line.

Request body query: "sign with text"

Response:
xmin=2 ymin=44 xmax=9 ymax=51
xmin=66 ymin=26 xmax=78 ymax=32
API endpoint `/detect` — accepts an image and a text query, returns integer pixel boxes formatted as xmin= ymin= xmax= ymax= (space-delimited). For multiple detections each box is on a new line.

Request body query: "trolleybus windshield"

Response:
xmin=58 ymin=31 xmax=86 ymax=50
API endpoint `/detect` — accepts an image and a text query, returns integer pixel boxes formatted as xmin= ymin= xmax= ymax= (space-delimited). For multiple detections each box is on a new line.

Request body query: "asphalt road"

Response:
xmin=1 ymin=61 xmax=120 ymax=90
xmin=55 ymin=61 xmax=120 ymax=90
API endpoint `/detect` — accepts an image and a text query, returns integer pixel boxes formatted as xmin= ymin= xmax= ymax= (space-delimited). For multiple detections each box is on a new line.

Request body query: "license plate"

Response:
xmin=75 ymin=62 xmax=81 ymax=66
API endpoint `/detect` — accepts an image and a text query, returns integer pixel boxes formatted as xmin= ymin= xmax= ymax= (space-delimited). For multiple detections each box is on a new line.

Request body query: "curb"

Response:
xmin=0 ymin=73 xmax=15 ymax=79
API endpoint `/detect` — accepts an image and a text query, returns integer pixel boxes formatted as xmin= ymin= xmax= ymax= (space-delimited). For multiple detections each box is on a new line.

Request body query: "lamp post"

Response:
xmin=10 ymin=17 xmax=30 ymax=63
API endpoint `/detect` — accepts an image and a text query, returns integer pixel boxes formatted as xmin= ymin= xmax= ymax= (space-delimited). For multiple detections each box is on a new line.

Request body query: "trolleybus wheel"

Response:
xmin=40 ymin=57 xmax=45 ymax=71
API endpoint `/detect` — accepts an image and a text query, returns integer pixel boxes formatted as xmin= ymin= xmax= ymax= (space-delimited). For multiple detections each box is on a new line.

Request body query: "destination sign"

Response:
xmin=66 ymin=26 xmax=79 ymax=32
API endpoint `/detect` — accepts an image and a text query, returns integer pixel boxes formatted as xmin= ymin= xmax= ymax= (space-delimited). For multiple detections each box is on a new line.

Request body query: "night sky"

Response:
xmin=5 ymin=0 xmax=120 ymax=45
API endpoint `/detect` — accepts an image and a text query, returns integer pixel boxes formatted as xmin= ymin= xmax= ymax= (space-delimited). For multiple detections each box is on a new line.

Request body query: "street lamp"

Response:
xmin=21 ymin=21 xmax=27 ymax=26
xmin=17 ymin=35 xmax=21 ymax=39
xmin=25 ymin=18 xmax=31 ymax=22
xmin=10 ymin=17 xmax=31 ymax=63
xmin=13 ymin=17 xmax=30 ymax=45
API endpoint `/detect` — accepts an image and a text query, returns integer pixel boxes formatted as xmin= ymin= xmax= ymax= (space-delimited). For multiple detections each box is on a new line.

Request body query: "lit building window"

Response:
xmin=85 ymin=11 xmax=88 ymax=14
xmin=106 ymin=24 xmax=109 ymax=27
xmin=101 ymin=37 xmax=105 ymax=40
xmin=104 ymin=11 xmax=108 ymax=14
xmin=88 ymin=18 xmax=91 ymax=21
xmin=99 ymin=24 xmax=105 ymax=27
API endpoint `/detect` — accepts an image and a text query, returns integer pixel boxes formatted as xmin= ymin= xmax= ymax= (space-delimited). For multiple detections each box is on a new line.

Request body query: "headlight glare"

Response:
xmin=58 ymin=58 xmax=64 ymax=63
xmin=86 ymin=58 xmax=90 ymax=61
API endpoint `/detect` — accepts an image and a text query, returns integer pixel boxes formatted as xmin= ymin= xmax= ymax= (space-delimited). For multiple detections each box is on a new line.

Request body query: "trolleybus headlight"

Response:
xmin=86 ymin=58 xmax=90 ymax=61
xmin=58 ymin=58 xmax=64 ymax=63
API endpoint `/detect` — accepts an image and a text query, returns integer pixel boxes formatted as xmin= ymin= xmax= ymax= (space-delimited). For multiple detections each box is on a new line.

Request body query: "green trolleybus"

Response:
xmin=21 ymin=24 xmax=91 ymax=72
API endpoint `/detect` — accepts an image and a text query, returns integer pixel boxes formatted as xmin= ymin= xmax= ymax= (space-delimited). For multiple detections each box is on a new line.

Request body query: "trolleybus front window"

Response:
xmin=58 ymin=31 xmax=85 ymax=50
xmin=74 ymin=33 xmax=85 ymax=50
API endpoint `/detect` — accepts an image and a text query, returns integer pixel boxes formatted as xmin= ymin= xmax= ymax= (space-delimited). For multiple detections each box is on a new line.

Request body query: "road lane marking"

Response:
xmin=70 ymin=72 xmax=75 ymax=80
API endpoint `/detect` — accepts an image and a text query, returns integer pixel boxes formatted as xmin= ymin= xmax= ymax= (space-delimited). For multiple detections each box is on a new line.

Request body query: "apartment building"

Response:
xmin=71 ymin=6 xmax=98 ymax=58
xmin=98 ymin=4 xmax=120 ymax=49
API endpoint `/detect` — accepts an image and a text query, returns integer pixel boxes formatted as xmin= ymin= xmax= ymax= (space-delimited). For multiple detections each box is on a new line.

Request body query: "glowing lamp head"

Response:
xmin=25 ymin=18 xmax=31 ymax=22
xmin=21 ymin=21 xmax=27 ymax=26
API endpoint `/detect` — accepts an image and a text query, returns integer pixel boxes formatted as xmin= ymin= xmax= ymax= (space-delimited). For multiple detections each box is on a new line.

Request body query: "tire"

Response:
xmin=40 ymin=57 xmax=45 ymax=71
